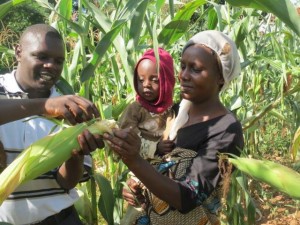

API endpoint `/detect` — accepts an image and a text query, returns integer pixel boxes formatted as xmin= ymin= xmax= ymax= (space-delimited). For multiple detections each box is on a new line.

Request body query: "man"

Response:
xmin=0 ymin=24 xmax=103 ymax=225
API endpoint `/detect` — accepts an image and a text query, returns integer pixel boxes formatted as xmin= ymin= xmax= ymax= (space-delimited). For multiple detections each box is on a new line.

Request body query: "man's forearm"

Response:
xmin=57 ymin=154 xmax=84 ymax=190
xmin=0 ymin=99 xmax=46 ymax=125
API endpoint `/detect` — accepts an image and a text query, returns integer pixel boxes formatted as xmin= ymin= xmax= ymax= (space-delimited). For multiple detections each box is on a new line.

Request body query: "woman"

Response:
xmin=104 ymin=30 xmax=244 ymax=225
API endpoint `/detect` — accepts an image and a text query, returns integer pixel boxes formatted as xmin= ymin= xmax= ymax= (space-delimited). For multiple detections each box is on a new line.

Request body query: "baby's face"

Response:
xmin=136 ymin=59 xmax=159 ymax=103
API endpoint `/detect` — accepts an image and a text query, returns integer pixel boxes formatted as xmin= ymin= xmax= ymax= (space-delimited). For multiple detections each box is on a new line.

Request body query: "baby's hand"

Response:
xmin=123 ymin=178 xmax=145 ymax=207
xmin=156 ymin=140 xmax=175 ymax=155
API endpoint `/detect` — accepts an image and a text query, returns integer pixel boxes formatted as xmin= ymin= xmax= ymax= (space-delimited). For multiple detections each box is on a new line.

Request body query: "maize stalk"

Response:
xmin=229 ymin=157 xmax=300 ymax=200
xmin=0 ymin=119 xmax=117 ymax=205
xmin=290 ymin=126 xmax=300 ymax=161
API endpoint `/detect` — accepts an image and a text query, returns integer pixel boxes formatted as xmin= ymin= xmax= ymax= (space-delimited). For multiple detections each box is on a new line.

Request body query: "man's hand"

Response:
xmin=44 ymin=95 xmax=100 ymax=125
xmin=58 ymin=129 xmax=104 ymax=189
xmin=77 ymin=129 xmax=105 ymax=155
xmin=67 ymin=129 xmax=105 ymax=165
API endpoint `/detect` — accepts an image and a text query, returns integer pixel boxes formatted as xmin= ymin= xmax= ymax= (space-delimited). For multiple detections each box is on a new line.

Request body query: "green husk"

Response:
xmin=0 ymin=119 xmax=117 ymax=205
xmin=229 ymin=157 xmax=300 ymax=200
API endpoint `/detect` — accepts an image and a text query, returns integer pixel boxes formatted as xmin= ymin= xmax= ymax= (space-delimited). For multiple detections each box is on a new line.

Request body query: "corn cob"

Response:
xmin=229 ymin=157 xmax=300 ymax=200
xmin=0 ymin=119 xmax=117 ymax=205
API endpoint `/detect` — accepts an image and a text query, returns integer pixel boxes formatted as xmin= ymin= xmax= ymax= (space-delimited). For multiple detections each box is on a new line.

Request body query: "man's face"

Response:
xmin=15 ymin=32 xmax=65 ymax=98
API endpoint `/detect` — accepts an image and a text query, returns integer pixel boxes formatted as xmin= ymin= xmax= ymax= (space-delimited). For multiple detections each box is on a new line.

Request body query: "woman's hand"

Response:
xmin=103 ymin=127 xmax=141 ymax=164
xmin=105 ymin=128 xmax=182 ymax=210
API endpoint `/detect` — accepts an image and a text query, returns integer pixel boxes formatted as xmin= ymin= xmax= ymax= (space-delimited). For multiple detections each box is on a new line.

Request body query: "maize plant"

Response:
xmin=291 ymin=126 xmax=300 ymax=161
xmin=0 ymin=119 xmax=117 ymax=205
xmin=229 ymin=157 xmax=300 ymax=200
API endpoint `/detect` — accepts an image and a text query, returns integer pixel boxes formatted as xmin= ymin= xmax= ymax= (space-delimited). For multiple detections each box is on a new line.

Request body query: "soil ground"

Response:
xmin=250 ymin=154 xmax=300 ymax=225
xmin=255 ymin=184 xmax=300 ymax=225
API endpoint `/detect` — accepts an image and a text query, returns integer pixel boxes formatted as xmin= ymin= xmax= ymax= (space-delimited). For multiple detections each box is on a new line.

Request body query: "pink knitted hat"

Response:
xmin=134 ymin=48 xmax=175 ymax=114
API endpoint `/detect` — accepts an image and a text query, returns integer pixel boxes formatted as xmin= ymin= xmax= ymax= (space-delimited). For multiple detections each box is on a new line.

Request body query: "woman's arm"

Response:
xmin=104 ymin=116 xmax=244 ymax=213
xmin=127 ymin=154 xmax=182 ymax=209
xmin=104 ymin=128 xmax=183 ymax=210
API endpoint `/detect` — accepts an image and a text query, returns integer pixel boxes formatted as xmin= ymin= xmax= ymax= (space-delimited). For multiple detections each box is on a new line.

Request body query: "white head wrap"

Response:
xmin=182 ymin=30 xmax=241 ymax=91
xmin=169 ymin=30 xmax=241 ymax=140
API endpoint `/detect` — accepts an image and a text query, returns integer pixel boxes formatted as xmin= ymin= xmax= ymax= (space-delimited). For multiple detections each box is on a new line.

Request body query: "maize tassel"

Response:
xmin=229 ymin=157 xmax=300 ymax=200
xmin=0 ymin=119 xmax=117 ymax=205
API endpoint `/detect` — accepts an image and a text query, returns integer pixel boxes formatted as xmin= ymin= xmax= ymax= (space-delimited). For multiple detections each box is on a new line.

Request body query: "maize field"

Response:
xmin=0 ymin=0 xmax=300 ymax=224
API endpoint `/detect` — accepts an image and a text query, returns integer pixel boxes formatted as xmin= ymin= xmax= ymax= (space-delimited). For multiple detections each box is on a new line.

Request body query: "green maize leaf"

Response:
xmin=80 ymin=21 xmax=126 ymax=83
xmin=94 ymin=173 xmax=115 ymax=225
xmin=67 ymin=40 xmax=81 ymax=82
xmin=116 ymin=0 xmax=146 ymax=22
xmin=155 ymin=0 xmax=165 ymax=12
xmin=74 ymin=187 xmax=93 ymax=224
xmin=0 ymin=0 xmax=27 ymax=20
xmin=57 ymin=0 xmax=72 ymax=21
xmin=0 ymin=46 xmax=14 ymax=55
xmin=128 ymin=0 xmax=149 ymax=49
xmin=0 ymin=0 xmax=53 ymax=20
xmin=229 ymin=157 xmax=300 ymax=200
xmin=235 ymin=18 xmax=249 ymax=48
xmin=225 ymin=0 xmax=300 ymax=37
xmin=269 ymin=109 xmax=285 ymax=121
xmin=81 ymin=0 xmax=142 ymax=89
xmin=112 ymin=98 xmax=131 ymax=120
xmin=235 ymin=175 xmax=256 ymax=225
xmin=158 ymin=0 xmax=207 ymax=46
xmin=206 ymin=7 xmax=218 ymax=30
xmin=0 ymin=119 xmax=117 ymax=205
xmin=56 ymin=78 xmax=75 ymax=95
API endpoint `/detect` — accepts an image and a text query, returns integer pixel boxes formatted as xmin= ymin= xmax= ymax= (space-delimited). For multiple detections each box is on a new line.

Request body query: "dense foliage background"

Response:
xmin=0 ymin=0 xmax=299 ymax=224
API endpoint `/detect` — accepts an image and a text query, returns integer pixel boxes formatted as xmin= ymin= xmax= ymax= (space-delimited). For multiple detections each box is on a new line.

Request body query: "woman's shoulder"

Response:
xmin=223 ymin=111 xmax=242 ymax=125
xmin=201 ymin=111 xmax=243 ymax=134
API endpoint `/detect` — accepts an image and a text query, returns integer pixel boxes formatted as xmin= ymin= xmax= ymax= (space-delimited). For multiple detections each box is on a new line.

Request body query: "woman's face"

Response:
xmin=136 ymin=59 xmax=160 ymax=102
xmin=178 ymin=44 xmax=223 ymax=103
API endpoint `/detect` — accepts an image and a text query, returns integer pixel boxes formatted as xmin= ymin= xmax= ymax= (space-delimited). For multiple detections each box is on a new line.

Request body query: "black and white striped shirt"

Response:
xmin=0 ymin=71 xmax=91 ymax=225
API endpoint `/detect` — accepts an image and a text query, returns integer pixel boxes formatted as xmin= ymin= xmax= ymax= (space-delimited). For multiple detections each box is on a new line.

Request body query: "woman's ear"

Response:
xmin=218 ymin=75 xmax=225 ymax=91
xmin=15 ymin=44 xmax=22 ymax=62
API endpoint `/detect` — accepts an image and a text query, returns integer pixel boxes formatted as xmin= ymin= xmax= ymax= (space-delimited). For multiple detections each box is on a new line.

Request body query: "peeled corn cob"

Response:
xmin=0 ymin=119 xmax=117 ymax=205
xmin=229 ymin=157 xmax=300 ymax=200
